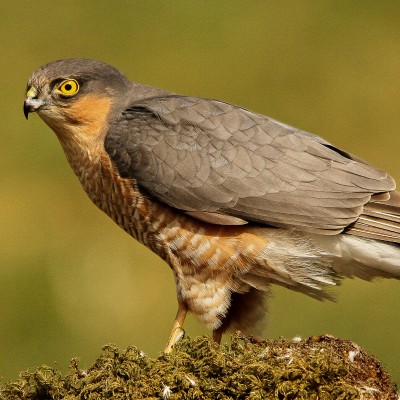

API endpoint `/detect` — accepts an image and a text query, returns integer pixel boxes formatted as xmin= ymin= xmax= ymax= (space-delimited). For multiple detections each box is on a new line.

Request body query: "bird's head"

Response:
xmin=24 ymin=58 xmax=132 ymax=144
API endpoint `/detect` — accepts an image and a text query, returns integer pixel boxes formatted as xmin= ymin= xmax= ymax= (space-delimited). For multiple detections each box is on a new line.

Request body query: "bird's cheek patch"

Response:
xmin=63 ymin=94 xmax=112 ymax=137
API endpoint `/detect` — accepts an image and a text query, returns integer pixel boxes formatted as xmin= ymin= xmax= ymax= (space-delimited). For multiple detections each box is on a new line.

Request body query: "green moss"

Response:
xmin=1 ymin=333 xmax=397 ymax=399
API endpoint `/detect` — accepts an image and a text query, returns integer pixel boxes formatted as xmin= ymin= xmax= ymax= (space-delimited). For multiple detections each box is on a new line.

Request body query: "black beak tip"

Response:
xmin=23 ymin=103 xmax=29 ymax=120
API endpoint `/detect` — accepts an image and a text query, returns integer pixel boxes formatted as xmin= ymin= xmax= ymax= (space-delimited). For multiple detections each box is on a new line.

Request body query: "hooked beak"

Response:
xmin=24 ymin=86 xmax=44 ymax=119
xmin=24 ymin=98 xmax=45 ymax=119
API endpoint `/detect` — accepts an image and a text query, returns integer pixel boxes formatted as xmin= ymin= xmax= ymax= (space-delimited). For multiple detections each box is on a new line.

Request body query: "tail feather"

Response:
xmin=311 ymin=234 xmax=400 ymax=278
xmin=346 ymin=191 xmax=400 ymax=243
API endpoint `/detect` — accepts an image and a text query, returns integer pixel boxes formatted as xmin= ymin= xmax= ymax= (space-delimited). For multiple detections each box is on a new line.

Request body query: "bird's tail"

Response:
xmin=345 ymin=190 xmax=400 ymax=243
xmin=311 ymin=233 xmax=400 ymax=280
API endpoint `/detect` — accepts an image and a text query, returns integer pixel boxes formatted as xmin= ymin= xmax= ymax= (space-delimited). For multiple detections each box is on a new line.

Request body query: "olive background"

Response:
xmin=1 ymin=1 xmax=399 ymax=383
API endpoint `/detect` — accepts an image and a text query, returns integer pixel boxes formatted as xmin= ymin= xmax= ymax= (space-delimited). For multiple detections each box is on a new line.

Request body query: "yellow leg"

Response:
xmin=164 ymin=303 xmax=188 ymax=353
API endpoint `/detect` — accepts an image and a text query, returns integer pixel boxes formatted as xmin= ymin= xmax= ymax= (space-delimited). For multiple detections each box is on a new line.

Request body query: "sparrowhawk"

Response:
xmin=24 ymin=59 xmax=400 ymax=352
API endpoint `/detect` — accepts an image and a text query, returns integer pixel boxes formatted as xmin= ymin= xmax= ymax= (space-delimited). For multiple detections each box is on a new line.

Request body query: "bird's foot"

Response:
xmin=164 ymin=304 xmax=188 ymax=353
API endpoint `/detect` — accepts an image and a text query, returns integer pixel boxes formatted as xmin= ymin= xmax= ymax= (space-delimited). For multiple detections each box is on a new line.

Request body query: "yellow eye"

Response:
xmin=57 ymin=79 xmax=79 ymax=96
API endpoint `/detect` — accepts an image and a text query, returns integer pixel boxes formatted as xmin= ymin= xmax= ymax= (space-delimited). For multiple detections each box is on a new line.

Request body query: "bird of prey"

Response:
xmin=24 ymin=59 xmax=400 ymax=352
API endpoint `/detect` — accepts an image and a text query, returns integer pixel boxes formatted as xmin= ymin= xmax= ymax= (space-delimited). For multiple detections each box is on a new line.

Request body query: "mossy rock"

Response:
xmin=1 ymin=333 xmax=397 ymax=399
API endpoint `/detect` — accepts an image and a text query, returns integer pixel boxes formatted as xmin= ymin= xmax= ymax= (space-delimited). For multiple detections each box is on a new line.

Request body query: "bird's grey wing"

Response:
xmin=104 ymin=95 xmax=397 ymax=236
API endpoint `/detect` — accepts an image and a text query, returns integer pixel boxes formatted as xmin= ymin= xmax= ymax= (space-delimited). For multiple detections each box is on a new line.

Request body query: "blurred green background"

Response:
xmin=1 ymin=0 xmax=399 ymax=383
